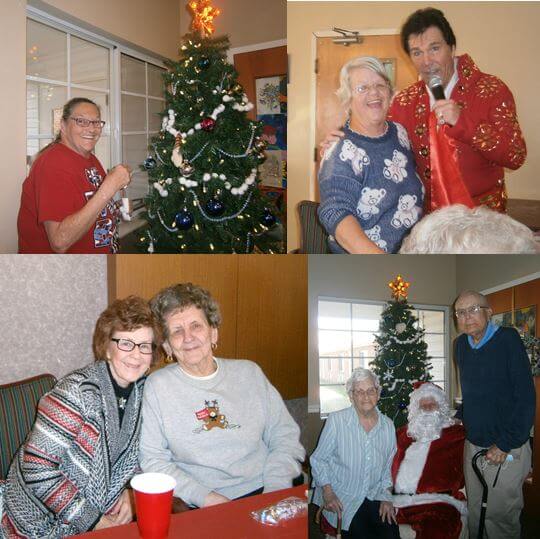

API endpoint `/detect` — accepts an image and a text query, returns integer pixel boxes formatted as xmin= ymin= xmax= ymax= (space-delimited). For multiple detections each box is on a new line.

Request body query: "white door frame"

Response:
xmin=480 ymin=272 xmax=540 ymax=295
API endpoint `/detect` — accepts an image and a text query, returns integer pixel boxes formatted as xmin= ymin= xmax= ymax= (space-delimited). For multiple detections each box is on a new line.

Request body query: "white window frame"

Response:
xmin=26 ymin=6 xmax=167 ymax=235
xmin=316 ymin=296 xmax=450 ymax=418
xmin=116 ymin=50 xmax=167 ymax=220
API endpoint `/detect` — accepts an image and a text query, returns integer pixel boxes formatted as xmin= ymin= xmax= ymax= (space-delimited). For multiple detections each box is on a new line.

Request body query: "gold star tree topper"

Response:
xmin=388 ymin=275 xmax=410 ymax=301
xmin=188 ymin=0 xmax=221 ymax=37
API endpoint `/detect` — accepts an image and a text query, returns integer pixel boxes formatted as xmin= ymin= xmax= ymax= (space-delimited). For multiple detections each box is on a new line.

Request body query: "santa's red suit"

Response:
xmin=391 ymin=423 xmax=466 ymax=539
xmin=388 ymin=54 xmax=526 ymax=213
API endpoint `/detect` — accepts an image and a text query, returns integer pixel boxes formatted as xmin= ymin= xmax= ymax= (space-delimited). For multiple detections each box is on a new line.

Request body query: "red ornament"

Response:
xmin=201 ymin=117 xmax=216 ymax=131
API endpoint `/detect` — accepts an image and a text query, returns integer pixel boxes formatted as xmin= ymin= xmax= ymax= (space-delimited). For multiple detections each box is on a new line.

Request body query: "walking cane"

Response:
xmin=472 ymin=448 xmax=513 ymax=539
xmin=315 ymin=505 xmax=342 ymax=539
xmin=472 ymin=449 xmax=489 ymax=539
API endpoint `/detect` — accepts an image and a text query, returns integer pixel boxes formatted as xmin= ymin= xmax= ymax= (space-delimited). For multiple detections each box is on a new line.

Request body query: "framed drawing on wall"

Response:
xmin=255 ymin=75 xmax=287 ymax=188
xmin=492 ymin=305 xmax=536 ymax=338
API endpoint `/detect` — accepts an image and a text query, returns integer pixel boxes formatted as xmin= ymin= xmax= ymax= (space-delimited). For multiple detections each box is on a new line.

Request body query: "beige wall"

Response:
xmin=456 ymin=255 xmax=540 ymax=293
xmin=0 ymin=0 xmax=27 ymax=254
xmin=39 ymin=0 xmax=181 ymax=59
xmin=0 ymin=255 xmax=107 ymax=385
xmin=179 ymin=0 xmax=286 ymax=48
xmin=288 ymin=1 xmax=540 ymax=251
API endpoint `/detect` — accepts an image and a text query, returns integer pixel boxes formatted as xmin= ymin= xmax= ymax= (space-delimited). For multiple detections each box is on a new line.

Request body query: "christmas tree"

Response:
xmin=139 ymin=0 xmax=282 ymax=253
xmin=370 ymin=275 xmax=432 ymax=427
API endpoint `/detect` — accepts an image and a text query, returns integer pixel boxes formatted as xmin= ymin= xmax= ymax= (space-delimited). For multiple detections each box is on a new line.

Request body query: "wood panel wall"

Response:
xmin=487 ymin=278 xmax=540 ymax=336
xmin=107 ymin=255 xmax=307 ymax=400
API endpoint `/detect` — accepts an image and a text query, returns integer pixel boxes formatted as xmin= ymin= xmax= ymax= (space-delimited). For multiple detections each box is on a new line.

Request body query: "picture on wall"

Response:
xmin=256 ymin=75 xmax=286 ymax=188
xmin=255 ymin=75 xmax=286 ymax=114
xmin=492 ymin=305 xmax=536 ymax=338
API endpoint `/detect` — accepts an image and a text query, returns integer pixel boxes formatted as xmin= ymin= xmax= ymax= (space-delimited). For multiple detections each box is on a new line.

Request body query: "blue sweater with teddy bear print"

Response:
xmin=318 ymin=121 xmax=424 ymax=253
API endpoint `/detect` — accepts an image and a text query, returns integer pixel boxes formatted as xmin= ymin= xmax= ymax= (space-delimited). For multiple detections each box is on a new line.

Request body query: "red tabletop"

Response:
xmin=75 ymin=485 xmax=307 ymax=539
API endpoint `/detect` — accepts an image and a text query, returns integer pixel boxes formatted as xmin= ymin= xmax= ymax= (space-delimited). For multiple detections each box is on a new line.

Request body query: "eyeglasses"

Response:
xmin=111 ymin=338 xmax=155 ymax=355
xmin=69 ymin=117 xmax=106 ymax=129
xmin=354 ymin=83 xmax=389 ymax=95
xmin=352 ymin=387 xmax=378 ymax=398
xmin=455 ymin=305 xmax=487 ymax=319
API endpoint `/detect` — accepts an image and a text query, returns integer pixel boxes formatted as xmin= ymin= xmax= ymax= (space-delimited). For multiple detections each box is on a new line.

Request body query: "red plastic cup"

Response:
xmin=131 ymin=473 xmax=176 ymax=539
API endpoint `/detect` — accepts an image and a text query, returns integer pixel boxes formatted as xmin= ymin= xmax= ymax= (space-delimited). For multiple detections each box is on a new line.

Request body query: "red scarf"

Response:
xmin=428 ymin=111 xmax=475 ymax=211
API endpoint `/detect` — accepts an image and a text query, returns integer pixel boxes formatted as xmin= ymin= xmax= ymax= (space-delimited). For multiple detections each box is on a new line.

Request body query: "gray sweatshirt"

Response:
xmin=139 ymin=358 xmax=304 ymax=507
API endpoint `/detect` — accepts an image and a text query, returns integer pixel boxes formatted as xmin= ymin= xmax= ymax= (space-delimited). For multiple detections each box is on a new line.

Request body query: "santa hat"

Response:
xmin=412 ymin=380 xmax=443 ymax=392
xmin=410 ymin=381 xmax=447 ymax=406
xmin=408 ymin=381 xmax=454 ymax=434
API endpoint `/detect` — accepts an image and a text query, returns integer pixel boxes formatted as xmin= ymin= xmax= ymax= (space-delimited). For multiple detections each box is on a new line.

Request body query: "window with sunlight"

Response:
xmin=318 ymin=298 xmax=448 ymax=416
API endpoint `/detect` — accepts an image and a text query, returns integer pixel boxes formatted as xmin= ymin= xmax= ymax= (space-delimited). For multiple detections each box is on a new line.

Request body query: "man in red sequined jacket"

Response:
xmin=388 ymin=7 xmax=526 ymax=213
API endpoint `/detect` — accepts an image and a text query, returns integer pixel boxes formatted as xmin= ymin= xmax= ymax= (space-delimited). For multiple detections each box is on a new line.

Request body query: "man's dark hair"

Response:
xmin=401 ymin=8 xmax=457 ymax=55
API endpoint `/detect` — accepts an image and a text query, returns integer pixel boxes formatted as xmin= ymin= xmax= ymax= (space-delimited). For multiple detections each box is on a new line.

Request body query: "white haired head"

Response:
xmin=407 ymin=382 xmax=454 ymax=441
xmin=399 ymin=204 xmax=539 ymax=254
xmin=336 ymin=56 xmax=393 ymax=114
xmin=345 ymin=367 xmax=380 ymax=397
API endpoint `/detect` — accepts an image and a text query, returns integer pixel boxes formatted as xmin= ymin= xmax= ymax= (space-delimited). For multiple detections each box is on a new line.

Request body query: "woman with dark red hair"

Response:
xmin=0 ymin=296 xmax=157 ymax=538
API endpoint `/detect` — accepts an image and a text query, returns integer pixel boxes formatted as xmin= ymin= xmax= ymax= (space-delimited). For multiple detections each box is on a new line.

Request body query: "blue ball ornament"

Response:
xmin=143 ymin=156 xmax=156 ymax=170
xmin=261 ymin=208 xmax=277 ymax=227
xmin=198 ymin=57 xmax=210 ymax=69
xmin=174 ymin=210 xmax=194 ymax=230
xmin=205 ymin=198 xmax=225 ymax=217
xmin=386 ymin=359 xmax=397 ymax=367
xmin=398 ymin=401 xmax=407 ymax=410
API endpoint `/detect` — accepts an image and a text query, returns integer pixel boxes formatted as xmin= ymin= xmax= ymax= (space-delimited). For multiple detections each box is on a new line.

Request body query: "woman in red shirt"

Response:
xmin=18 ymin=97 xmax=131 ymax=253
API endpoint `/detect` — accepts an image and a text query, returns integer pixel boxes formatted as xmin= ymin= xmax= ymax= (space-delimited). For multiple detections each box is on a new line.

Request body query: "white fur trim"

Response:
xmin=393 ymin=492 xmax=467 ymax=516
xmin=395 ymin=441 xmax=430 ymax=494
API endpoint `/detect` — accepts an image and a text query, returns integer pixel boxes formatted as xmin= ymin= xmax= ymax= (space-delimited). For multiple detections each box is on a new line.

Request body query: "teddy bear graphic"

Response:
xmin=395 ymin=122 xmax=411 ymax=150
xmin=193 ymin=400 xmax=240 ymax=433
xmin=356 ymin=187 xmax=387 ymax=220
xmin=365 ymin=225 xmax=388 ymax=251
xmin=383 ymin=150 xmax=408 ymax=183
xmin=391 ymin=194 xmax=422 ymax=229
xmin=339 ymin=139 xmax=370 ymax=175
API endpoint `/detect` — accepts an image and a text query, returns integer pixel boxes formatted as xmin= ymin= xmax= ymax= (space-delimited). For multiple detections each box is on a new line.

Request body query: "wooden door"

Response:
xmin=314 ymin=34 xmax=418 ymax=199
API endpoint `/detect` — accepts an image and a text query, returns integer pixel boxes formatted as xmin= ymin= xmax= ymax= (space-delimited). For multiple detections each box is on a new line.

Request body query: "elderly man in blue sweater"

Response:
xmin=453 ymin=290 xmax=535 ymax=539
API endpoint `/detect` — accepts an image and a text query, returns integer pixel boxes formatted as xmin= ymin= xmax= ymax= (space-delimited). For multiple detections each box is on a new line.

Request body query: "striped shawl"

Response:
xmin=1 ymin=361 xmax=144 ymax=538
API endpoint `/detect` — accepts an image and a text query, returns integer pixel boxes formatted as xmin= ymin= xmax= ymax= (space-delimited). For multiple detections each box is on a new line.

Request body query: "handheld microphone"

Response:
xmin=428 ymin=75 xmax=446 ymax=101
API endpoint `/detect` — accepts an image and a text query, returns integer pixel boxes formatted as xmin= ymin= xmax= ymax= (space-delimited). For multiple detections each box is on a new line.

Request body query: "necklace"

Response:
xmin=347 ymin=119 xmax=389 ymax=139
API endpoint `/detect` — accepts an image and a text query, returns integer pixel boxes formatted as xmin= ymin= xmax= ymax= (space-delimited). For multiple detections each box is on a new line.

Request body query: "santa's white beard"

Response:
xmin=407 ymin=410 xmax=445 ymax=442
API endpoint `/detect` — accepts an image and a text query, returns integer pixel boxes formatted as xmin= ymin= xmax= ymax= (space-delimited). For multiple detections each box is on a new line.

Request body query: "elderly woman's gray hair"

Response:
xmin=150 ymin=282 xmax=222 ymax=337
xmin=399 ymin=204 xmax=539 ymax=254
xmin=336 ymin=56 xmax=393 ymax=113
xmin=345 ymin=367 xmax=381 ymax=395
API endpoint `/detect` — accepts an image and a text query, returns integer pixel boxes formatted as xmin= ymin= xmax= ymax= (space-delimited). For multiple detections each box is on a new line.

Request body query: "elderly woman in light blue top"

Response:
xmin=311 ymin=368 xmax=399 ymax=538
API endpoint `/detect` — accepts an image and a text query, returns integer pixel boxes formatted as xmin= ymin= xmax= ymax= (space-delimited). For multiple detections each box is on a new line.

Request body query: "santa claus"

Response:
xmin=391 ymin=382 xmax=466 ymax=539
